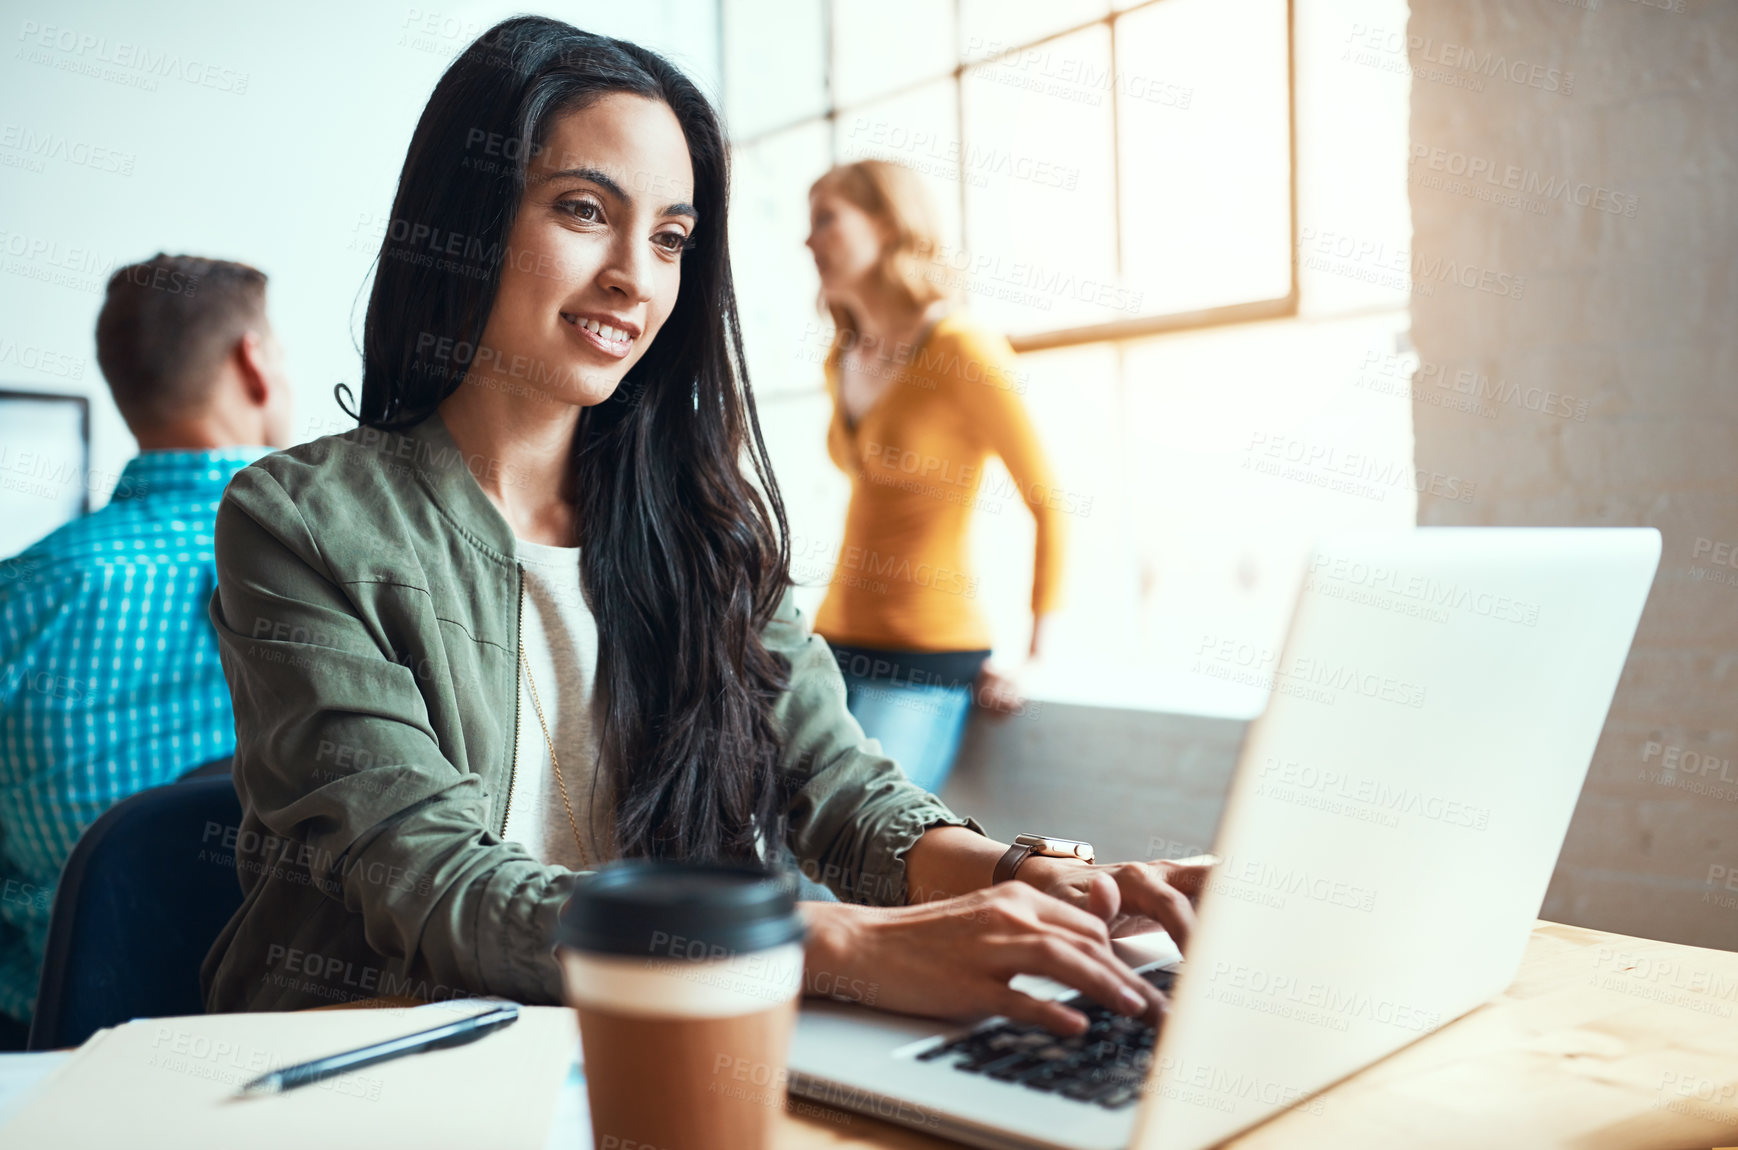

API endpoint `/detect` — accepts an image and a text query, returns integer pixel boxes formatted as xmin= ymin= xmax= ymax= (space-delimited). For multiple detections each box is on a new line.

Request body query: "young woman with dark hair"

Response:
xmin=201 ymin=16 xmax=1205 ymax=1035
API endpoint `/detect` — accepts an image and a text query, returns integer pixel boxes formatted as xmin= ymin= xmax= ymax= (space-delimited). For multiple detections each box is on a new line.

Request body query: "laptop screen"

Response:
xmin=0 ymin=389 xmax=91 ymax=557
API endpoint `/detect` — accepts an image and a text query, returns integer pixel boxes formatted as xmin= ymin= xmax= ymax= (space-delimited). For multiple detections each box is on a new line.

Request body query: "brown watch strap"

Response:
xmin=993 ymin=843 xmax=1036 ymax=884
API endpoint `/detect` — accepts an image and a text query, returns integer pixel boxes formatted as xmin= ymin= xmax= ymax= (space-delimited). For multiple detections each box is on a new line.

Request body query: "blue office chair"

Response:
xmin=27 ymin=761 xmax=243 ymax=1050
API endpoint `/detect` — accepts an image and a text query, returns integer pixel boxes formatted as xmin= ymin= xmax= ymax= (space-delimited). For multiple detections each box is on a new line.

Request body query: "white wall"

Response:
xmin=0 ymin=0 xmax=720 ymax=518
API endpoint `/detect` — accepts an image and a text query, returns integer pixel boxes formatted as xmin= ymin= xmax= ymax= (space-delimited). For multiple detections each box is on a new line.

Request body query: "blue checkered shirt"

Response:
xmin=0 ymin=448 xmax=266 ymax=1024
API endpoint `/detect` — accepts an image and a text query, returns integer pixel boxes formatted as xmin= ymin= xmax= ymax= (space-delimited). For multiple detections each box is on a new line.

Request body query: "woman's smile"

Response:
xmin=560 ymin=310 xmax=639 ymax=360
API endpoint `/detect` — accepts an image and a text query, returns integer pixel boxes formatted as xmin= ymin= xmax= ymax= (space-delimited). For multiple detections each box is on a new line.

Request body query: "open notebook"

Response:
xmin=1 ymin=999 xmax=579 ymax=1150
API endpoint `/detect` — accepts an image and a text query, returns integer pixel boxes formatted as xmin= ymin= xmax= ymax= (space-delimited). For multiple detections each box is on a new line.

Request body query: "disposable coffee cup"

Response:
xmin=557 ymin=860 xmax=807 ymax=1150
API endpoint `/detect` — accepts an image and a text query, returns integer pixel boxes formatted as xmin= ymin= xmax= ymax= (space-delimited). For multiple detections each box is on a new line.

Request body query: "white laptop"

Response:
xmin=788 ymin=528 xmax=1661 ymax=1150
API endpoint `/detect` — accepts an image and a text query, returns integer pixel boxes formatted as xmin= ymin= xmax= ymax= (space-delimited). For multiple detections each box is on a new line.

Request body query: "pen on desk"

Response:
xmin=236 ymin=1003 xmax=521 ymax=1097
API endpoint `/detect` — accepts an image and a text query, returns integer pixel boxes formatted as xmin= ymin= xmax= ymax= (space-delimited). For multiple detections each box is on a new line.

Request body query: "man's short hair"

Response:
xmin=94 ymin=253 xmax=269 ymax=428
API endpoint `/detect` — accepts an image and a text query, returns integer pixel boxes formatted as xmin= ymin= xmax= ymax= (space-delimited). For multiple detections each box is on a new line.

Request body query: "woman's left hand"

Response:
xmin=973 ymin=660 xmax=1029 ymax=715
xmin=975 ymin=612 xmax=1054 ymax=716
xmin=1020 ymin=857 xmax=1216 ymax=948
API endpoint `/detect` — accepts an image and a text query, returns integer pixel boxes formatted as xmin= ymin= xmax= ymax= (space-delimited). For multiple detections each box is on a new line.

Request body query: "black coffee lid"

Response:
xmin=557 ymin=860 xmax=806 ymax=958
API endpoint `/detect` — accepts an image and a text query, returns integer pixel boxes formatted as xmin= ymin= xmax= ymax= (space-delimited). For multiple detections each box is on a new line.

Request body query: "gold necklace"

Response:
xmin=518 ymin=642 xmax=591 ymax=869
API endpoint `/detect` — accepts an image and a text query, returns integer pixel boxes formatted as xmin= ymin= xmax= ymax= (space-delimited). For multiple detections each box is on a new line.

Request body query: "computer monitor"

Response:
xmin=0 ymin=389 xmax=92 ymax=558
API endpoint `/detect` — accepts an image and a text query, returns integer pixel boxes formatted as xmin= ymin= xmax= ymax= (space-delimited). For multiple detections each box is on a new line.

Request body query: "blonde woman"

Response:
xmin=805 ymin=160 xmax=1065 ymax=795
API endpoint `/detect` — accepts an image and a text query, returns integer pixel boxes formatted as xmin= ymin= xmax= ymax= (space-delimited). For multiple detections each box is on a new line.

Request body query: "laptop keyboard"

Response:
xmin=915 ymin=966 xmax=1175 ymax=1111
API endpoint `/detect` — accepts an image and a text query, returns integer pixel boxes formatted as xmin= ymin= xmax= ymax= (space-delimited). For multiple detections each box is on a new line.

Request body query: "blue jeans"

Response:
xmin=791 ymin=674 xmax=973 ymax=903
xmin=841 ymin=673 xmax=974 ymax=796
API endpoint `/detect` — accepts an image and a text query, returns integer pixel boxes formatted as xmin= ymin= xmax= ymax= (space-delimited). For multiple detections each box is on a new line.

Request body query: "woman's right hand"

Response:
xmin=799 ymin=883 xmax=1166 ymax=1035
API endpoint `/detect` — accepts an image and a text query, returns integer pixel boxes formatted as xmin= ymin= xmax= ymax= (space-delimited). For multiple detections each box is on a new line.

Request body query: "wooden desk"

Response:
xmin=773 ymin=921 xmax=1738 ymax=1150
xmin=329 ymin=921 xmax=1736 ymax=1149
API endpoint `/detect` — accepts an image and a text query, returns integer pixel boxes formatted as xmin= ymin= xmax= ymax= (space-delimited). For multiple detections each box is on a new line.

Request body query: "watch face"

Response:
xmin=1015 ymin=834 xmax=1095 ymax=860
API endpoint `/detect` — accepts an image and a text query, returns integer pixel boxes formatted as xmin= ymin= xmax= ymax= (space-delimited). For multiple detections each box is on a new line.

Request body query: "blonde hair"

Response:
xmin=809 ymin=159 xmax=950 ymax=343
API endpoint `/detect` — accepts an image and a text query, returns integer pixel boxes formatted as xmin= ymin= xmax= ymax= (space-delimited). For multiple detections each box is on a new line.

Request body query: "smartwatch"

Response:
xmin=993 ymin=833 xmax=1095 ymax=884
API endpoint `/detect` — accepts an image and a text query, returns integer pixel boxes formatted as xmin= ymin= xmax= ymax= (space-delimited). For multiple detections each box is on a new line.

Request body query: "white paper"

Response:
xmin=542 ymin=1059 xmax=590 ymax=1150
xmin=0 ymin=1001 xmax=578 ymax=1150
xmin=0 ymin=1050 xmax=74 ymax=1131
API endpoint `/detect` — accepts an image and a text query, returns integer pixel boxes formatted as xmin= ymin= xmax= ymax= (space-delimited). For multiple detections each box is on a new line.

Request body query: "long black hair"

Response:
xmin=354 ymin=17 xmax=794 ymax=863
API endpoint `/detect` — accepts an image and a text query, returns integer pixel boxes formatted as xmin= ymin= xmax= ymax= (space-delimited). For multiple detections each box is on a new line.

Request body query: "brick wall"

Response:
xmin=1408 ymin=0 xmax=1737 ymax=948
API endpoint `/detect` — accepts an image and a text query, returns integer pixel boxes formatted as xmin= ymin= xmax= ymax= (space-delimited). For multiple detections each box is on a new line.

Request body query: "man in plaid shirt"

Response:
xmin=0 ymin=254 xmax=293 ymax=1046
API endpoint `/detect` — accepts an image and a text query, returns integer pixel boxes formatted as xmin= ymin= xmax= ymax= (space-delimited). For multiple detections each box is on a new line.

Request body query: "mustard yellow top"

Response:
xmin=813 ymin=313 xmax=1065 ymax=653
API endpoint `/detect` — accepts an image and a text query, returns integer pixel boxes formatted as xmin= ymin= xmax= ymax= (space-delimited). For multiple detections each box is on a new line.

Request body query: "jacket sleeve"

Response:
xmin=211 ymin=466 xmax=573 ymax=1004
xmin=765 ymin=589 xmax=987 ymax=904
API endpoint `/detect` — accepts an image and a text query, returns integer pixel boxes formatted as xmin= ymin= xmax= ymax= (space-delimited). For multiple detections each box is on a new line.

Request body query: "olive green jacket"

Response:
xmin=200 ymin=413 xmax=982 ymax=1012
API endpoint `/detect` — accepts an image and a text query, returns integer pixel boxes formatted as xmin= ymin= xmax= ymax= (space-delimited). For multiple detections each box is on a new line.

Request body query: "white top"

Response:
xmin=505 ymin=538 xmax=613 ymax=870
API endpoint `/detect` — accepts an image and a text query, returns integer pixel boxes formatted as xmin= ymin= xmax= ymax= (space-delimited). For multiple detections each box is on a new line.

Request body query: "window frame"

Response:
xmin=720 ymin=0 xmax=1298 ymax=353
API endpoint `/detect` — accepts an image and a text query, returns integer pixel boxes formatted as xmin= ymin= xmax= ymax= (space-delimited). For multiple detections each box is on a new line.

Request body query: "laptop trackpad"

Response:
xmin=1007 ymin=929 xmax=1182 ymax=1002
xmin=1112 ymin=929 xmax=1182 ymax=969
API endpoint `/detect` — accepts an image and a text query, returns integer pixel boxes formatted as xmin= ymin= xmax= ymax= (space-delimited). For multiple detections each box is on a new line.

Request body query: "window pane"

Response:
xmin=833 ymin=79 xmax=965 ymax=249
xmin=722 ymin=0 xmax=828 ymax=137
xmin=1117 ymin=311 xmax=1415 ymax=715
xmin=1116 ymin=0 xmax=1292 ymax=314
xmin=958 ymin=0 xmax=1110 ymax=63
xmin=960 ymin=25 xmax=1120 ymax=335
xmin=830 ymin=0 xmax=956 ymax=106
xmin=729 ymin=121 xmax=834 ymax=397
xmin=1294 ymin=0 xmax=1412 ymax=314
